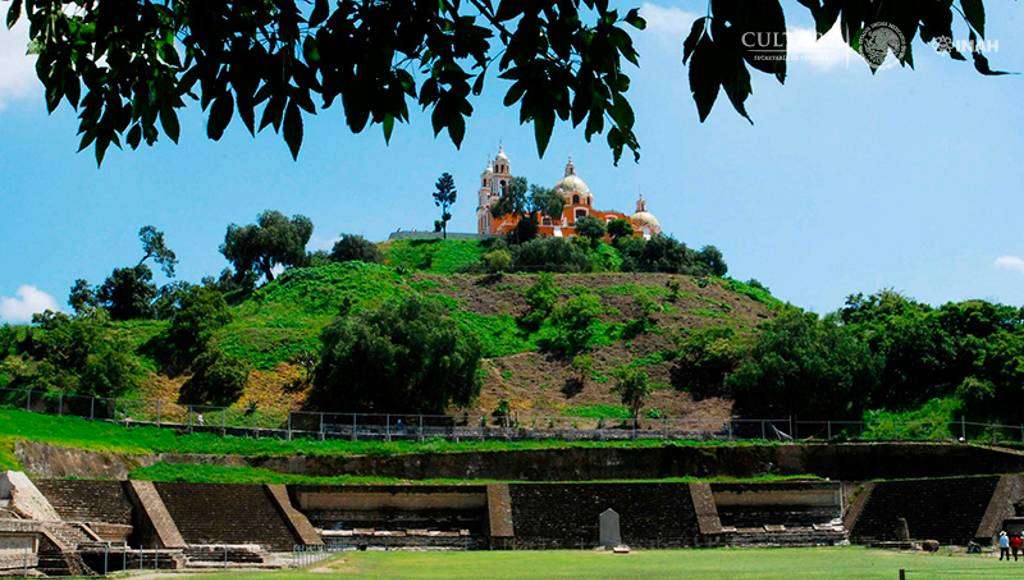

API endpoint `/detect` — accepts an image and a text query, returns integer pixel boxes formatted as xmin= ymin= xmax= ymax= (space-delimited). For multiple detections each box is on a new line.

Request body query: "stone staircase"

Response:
xmin=35 ymin=533 xmax=95 ymax=577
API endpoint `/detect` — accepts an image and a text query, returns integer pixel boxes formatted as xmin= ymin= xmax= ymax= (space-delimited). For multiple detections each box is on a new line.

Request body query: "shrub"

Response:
xmin=179 ymin=348 xmax=250 ymax=406
xmin=697 ymin=245 xmax=728 ymax=276
xmin=17 ymin=310 xmax=141 ymax=397
xmin=157 ymin=286 xmax=232 ymax=373
xmin=606 ymin=218 xmax=634 ymax=241
xmin=520 ymin=273 xmax=559 ymax=330
xmin=575 ymin=215 xmax=606 ymax=246
xmin=311 ymin=294 xmax=482 ymax=413
xmin=612 ymin=366 xmax=654 ymax=422
xmin=330 ymin=234 xmax=383 ymax=264
xmin=483 ymin=249 xmax=512 ymax=274
xmin=672 ymin=327 xmax=745 ymax=398
xmin=541 ymin=292 xmax=604 ymax=356
xmin=511 ymin=238 xmax=590 ymax=272
xmin=624 ymin=294 xmax=659 ymax=338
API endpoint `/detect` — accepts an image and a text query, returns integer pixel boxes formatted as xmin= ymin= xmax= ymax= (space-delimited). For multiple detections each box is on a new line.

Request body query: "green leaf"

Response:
xmin=207 ymin=93 xmax=234 ymax=141
xmin=624 ymin=8 xmax=646 ymax=30
xmin=739 ymin=0 xmax=787 ymax=84
xmin=160 ymin=107 xmax=180 ymax=143
xmin=283 ymin=100 xmax=303 ymax=159
xmin=609 ymin=94 xmax=634 ymax=128
xmin=533 ymin=110 xmax=554 ymax=157
xmin=969 ymin=30 xmax=1012 ymax=75
xmin=683 ymin=18 xmax=707 ymax=65
xmin=382 ymin=113 xmax=395 ymax=144
xmin=6 ymin=0 xmax=22 ymax=29
xmin=309 ymin=0 xmax=330 ymax=28
xmin=126 ymin=124 xmax=142 ymax=149
xmin=688 ymin=35 xmax=721 ymax=122
xmin=961 ymin=0 xmax=985 ymax=38
xmin=495 ymin=0 xmax=524 ymax=22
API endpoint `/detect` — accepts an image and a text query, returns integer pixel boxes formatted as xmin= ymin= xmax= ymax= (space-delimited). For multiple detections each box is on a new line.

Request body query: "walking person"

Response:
xmin=999 ymin=531 xmax=1011 ymax=561
xmin=1012 ymin=532 xmax=1023 ymax=561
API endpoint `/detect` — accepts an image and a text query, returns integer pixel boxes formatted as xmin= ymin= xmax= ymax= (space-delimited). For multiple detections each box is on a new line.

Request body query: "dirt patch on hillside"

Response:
xmin=414 ymin=272 xmax=773 ymax=327
xmin=416 ymin=273 xmax=769 ymax=423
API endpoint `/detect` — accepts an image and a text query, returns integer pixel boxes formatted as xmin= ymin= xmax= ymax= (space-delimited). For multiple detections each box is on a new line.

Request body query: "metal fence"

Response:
xmin=4 ymin=386 xmax=1024 ymax=444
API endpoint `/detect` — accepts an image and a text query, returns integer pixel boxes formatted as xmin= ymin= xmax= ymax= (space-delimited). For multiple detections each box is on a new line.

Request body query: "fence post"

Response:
xmin=961 ymin=416 xmax=967 ymax=441
xmin=90 ymin=396 xmax=95 ymax=420
xmin=156 ymin=400 xmax=161 ymax=427
xmin=827 ymin=421 xmax=832 ymax=441
xmin=319 ymin=413 xmax=325 ymax=437
xmin=188 ymin=406 xmax=193 ymax=433
xmin=26 ymin=389 xmax=31 ymax=412
xmin=58 ymin=392 xmax=63 ymax=415
xmin=386 ymin=414 xmax=391 ymax=442
xmin=761 ymin=420 xmax=766 ymax=440
xmin=419 ymin=414 xmax=424 ymax=441
xmin=287 ymin=413 xmax=293 ymax=440
xmin=727 ymin=418 xmax=733 ymax=441
xmin=221 ymin=408 xmax=227 ymax=436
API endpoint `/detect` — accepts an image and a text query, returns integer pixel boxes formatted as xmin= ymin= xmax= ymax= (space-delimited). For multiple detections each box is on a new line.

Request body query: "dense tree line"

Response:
xmin=676 ymin=290 xmax=1024 ymax=425
xmin=475 ymin=235 xmax=727 ymax=277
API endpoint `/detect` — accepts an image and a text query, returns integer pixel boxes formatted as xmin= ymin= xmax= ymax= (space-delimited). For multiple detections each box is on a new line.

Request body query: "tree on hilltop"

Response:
xmin=137 ymin=225 xmax=178 ymax=277
xmin=221 ymin=210 xmax=313 ymax=285
xmin=330 ymin=234 xmax=383 ymax=263
xmin=432 ymin=173 xmax=457 ymax=239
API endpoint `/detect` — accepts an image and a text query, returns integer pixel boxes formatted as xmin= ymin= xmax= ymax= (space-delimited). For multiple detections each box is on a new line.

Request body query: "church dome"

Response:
xmin=554 ymin=157 xmax=592 ymax=202
xmin=630 ymin=211 xmax=662 ymax=233
xmin=555 ymin=175 xmax=591 ymax=198
xmin=630 ymin=195 xmax=661 ymax=234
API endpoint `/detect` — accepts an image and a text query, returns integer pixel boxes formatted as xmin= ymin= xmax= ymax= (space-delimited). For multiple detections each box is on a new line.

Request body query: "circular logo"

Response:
xmin=934 ymin=36 xmax=955 ymax=54
xmin=858 ymin=22 xmax=906 ymax=69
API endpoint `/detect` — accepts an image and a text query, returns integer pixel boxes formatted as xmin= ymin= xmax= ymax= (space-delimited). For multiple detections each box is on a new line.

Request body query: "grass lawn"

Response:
xmin=0 ymin=408 xmax=774 ymax=460
xmin=198 ymin=547 xmax=1021 ymax=579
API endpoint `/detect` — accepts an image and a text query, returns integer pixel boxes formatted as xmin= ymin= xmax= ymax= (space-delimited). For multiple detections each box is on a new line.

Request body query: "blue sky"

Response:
xmin=1 ymin=1 xmax=1022 ymax=322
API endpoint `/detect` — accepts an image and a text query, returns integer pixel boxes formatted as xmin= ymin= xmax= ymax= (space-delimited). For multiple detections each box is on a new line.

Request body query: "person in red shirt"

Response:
xmin=1011 ymin=533 xmax=1023 ymax=561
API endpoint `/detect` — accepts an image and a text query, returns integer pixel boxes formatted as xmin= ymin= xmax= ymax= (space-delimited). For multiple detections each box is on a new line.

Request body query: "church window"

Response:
xmin=575 ymin=209 xmax=587 ymax=221
xmin=572 ymin=194 xmax=580 ymax=205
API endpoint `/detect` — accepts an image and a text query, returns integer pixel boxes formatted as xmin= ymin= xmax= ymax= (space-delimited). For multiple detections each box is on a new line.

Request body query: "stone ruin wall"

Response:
xmin=507 ymin=483 xmax=701 ymax=549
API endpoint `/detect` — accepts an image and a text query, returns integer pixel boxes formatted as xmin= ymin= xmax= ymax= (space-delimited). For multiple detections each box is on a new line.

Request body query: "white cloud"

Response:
xmin=639 ymin=2 xmax=854 ymax=71
xmin=995 ymin=255 xmax=1024 ymax=274
xmin=0 ymin=4 xmax=38 ymax=110
xmin=639 ymin=3 xmax=700 ymax=43
xmin=0 ymin=285 xmax=59 ymax=323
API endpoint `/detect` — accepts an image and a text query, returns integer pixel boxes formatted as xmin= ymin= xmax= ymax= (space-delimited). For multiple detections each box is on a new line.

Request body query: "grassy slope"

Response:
xmin=200 ymin=547 xmax=1002 ymax=580
xmin=0 ymin=408 xmax=771 ymax=459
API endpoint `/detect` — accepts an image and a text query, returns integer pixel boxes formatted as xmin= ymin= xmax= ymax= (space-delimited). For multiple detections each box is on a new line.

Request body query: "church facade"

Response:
xmin=476 ymin=147 xmax=662 ymax=240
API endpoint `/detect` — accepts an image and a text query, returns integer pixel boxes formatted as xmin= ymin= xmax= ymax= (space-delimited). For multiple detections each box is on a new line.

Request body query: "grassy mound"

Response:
xmin=380 ymin=239 xmax=486 ymax=273
xmin=217 ymin=262 xmax=411 ymax=368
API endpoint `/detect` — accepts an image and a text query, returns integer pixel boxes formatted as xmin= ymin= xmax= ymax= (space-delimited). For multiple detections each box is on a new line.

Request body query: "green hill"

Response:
xmin=0 ymin=239 xmax=779 ymax=426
